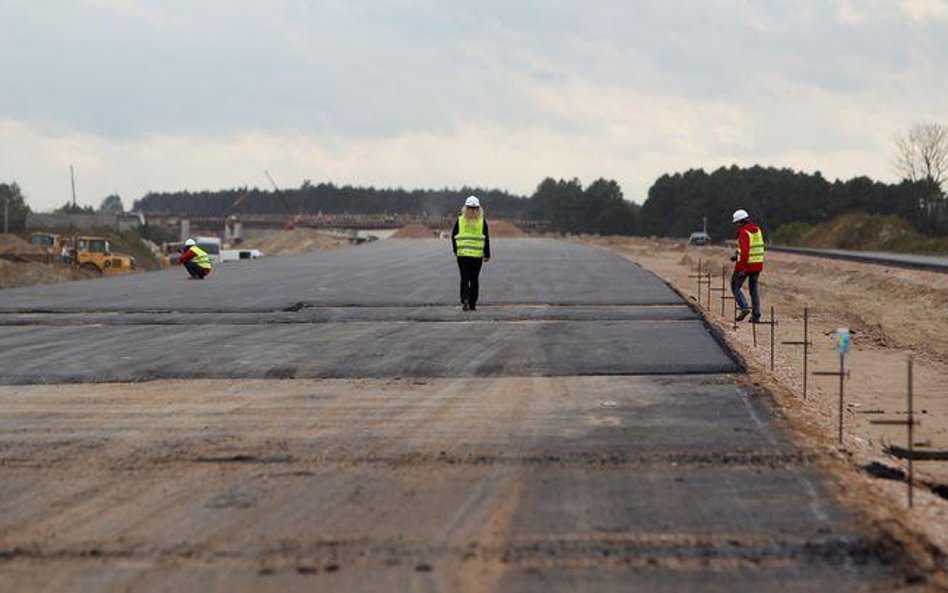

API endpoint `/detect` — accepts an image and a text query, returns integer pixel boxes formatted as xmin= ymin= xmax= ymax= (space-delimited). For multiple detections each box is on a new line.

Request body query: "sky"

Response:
xmin=2 ymin=0 xmax=948 ymax=211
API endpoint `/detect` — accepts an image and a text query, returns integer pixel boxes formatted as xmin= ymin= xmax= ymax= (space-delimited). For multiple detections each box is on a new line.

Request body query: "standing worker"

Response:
xmin=179 ymin=238 xmax=212 ymax=280
xmin=730 ymin=209 xmax=764 ymax=322
xmin=452 ymin=196 xmax=491 ymax=311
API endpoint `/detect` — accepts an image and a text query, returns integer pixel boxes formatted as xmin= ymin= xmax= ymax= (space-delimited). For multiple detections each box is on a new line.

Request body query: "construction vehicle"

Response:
xmin=688 ymin=217 xmax=712 ymax=246
xmin=16 ymin=232 xmax=66 ymax=264
xmin=29 ymin=232 xmax=65 ymax=256
xmin=65 ymin=236 xmax=136 ymax=275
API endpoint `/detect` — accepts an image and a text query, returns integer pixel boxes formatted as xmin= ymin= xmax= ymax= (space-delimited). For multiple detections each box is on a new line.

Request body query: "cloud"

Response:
xmin=81 ymin=0 xmax=182 ymax=27
xmin=1 ymin=1 xmax=947 ymax=211
xmin=835 ymin=0 xmax=868 ymax=25
xmin=900 ymin=0 xmax=948 ymax=21
xmin=712 ymin=0 xmax=786 ymax=31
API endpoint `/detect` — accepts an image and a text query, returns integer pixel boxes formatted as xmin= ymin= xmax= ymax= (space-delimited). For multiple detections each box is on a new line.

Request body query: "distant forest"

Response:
xmin=132 ymin=166 xmax=946 ymax=239
xmin=640 ymin=166 xmax=945 ymax=239
xmin=134 ymin=184 xmax=534 ymax=220
xmin=132 ymin=178 xmax=640 ymax=234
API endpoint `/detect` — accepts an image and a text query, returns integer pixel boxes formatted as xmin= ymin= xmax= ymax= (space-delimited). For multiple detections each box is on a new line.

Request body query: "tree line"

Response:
xmin=132 ymin=167 xmax=946 ymax=242
xmin=8 ymin=119 xmax=947 ymax=240
xmin=638 ymin=165 xmax=944 ymax=240
xmin=7 ymin=170 xmax=944 ymax=241
xmin=134 ymin=183 xmax=534 ymax=220
xmin=132 ymin=178 xmax=638 ymax=231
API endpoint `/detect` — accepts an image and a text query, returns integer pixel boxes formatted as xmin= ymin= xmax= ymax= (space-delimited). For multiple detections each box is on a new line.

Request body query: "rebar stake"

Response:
xmin=781 ymin=307 xmax=812 ymax=399
xmin=869 ymin=356 xmax=919 ymax=508
xmin=909 ymin=356 xmax=915 ymax=508
xmin=705 ymin=272 xmax=712 ymax=310
xmin=709 ymin=264 xmax=729 ymax=317
xmin=815 ymin=350 xmax=849 ymax=444
xmin=688 ymin=258 xmax=712 ymax=310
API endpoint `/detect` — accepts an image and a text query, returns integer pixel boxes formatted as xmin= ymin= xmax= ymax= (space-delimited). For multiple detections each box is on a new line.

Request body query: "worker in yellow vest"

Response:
xmin=451 ymin=196 xmax=491 ymax=311
xmin=730 ymin=209 xmax=764 ymax=322
xmin=179 ymin=238 xmax=213 ymax=280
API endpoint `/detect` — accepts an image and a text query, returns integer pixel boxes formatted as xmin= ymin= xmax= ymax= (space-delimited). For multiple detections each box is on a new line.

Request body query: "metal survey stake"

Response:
xmin=782 ymin=307 xmax=813 ymax=399
xmin=814 ymin=327 xmax=851 ymax=444
xmin=732 ymin=292 xmax=739 ymax=330
xmin=871 ymin=356 xmax=922 ymax=508
xmin=908 ymin=356 xmax=914 ymax=507
xmin=688 ymin=258 xmax=711 ymax=308
xmin=708 ymin=264 xmax=729 ymax=316
xmin=750 ymin=306 xmax=778 ymax=371
xmin=705 ymin=271 xmax=712 ymax=310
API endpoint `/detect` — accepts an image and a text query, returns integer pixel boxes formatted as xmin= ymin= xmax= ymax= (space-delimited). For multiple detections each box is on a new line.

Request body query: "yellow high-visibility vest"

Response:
xmin=455 ymin=216 xmax=485 ymax=258
xmin=747 ymin=229 xmax=765 ymax=264
xmin=189 ymin=245 xmax=212 ymax=269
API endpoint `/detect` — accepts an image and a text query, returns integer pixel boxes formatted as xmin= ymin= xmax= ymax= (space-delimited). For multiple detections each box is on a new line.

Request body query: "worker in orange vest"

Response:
xmin=730 ymin=209 xmax=764 ymax=322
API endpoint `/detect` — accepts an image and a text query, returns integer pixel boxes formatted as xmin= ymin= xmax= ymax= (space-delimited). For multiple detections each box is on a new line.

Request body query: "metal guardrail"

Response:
xmin=768 ymin=246 xmax=948 ymax=274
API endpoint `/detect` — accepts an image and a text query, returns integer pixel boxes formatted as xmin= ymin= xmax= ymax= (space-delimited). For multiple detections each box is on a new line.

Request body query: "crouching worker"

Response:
xmin=179 ymin=238 xmax=212 ymax=279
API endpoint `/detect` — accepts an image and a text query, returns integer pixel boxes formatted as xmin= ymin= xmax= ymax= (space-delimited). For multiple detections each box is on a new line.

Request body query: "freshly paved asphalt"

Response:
xmin=0 ymin=238 xmax=736 ymax=383
xmin=0 ymin=238 xmax=915 ymax=591
xmin=768 ymin=245 xmax=948 ymax=273
xmin=0 ymin=239 xmax=681 ymax=312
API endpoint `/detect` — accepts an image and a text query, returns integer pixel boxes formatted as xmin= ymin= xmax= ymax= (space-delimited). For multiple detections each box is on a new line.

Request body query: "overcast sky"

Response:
xmin=2 ymin=0 xmax=947 ymax=211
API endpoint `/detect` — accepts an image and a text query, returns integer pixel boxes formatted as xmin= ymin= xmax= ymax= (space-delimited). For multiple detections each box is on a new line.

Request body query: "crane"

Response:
xmin=264 ymin=170 xmax=296 ymax=229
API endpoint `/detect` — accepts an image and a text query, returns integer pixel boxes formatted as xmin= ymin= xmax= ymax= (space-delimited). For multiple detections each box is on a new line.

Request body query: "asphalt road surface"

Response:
xmin=0 ymin=239 xmax=919 ymax=591
xmin=767 ymin=246 xmax=948 ymax=273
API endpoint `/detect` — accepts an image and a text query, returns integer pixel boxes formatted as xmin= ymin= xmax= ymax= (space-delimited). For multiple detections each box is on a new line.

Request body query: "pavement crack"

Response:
xmin=193 ymin=454 xmax=295 ymax=464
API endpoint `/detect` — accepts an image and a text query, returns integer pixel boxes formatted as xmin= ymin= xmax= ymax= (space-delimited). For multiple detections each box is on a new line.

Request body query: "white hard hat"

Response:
xmin=464 ymin=196 xmax=481 ymax=208
xmin=184 ymin=238 xmax=196 ymax=247
xmin=732 ymin=209 xmax=749 ymax=223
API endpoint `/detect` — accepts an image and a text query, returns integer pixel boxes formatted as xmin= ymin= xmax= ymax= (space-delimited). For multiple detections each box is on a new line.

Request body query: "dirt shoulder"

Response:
xmin=241 ymin=228 xmax=355 ymax=256
xmin=579 ymin=235 xmax=948 ymax=561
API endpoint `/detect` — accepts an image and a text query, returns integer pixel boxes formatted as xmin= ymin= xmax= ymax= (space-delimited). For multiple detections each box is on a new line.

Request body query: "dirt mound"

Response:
xmin=393 ymin=224 xmax=436 ymax=239
xmin=0 ymin=235 xmax=39 ymax=255
xmin=490 ymin=220 xmax=526 ymax=238
xmin=241 ymin=228 xmax=349 ymax=256
xmin=774 ymin=212 xmax=948 ymax=254
xmin=0 ymin=259 xmax=94 ymax=289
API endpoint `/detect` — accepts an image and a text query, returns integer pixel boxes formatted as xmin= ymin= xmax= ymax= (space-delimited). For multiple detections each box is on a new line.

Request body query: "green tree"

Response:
xmin=99 ymin=194 xmax=125 ymax=213
xmin=0 ymin=182 xmax=32 ymax=232
xmin=583 ymin=178 xmax=638 ymax=235
xmin=56 ymin=202 xmax=95 ymax=214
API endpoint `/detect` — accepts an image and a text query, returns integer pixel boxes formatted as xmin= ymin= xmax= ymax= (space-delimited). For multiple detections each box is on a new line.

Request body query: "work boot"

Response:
xmin=462 ymin=301 xmax=470 ymax=311
xmin=735 ymin=308 xmax=751 ymax=322
xmin=469 ymin=302 xmax=477 ymax=311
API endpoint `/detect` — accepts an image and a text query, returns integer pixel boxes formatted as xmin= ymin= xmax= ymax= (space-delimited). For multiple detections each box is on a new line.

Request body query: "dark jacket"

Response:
xmin=451 ymin=218 xmax=491 ymax=258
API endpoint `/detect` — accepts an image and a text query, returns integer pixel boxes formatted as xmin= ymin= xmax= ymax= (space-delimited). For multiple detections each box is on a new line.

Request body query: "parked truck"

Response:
xmin=65 ymin=236 xmax=136 ymax=275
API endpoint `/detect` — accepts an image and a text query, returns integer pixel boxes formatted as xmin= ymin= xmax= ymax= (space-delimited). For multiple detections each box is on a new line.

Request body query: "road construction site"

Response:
xmin=0 ymin=237 xmax=940 ymax=591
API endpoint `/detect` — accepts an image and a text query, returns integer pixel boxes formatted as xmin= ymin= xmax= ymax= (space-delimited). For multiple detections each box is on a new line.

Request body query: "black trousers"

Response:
xmin=184 ymin=260 xmax=209 ymax=279
xmin=457 ymin=257 xmax=483 ymax=305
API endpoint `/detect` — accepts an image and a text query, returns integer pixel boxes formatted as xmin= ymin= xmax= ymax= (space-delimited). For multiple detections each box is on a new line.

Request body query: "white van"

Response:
xmin=194 ymin=236 xmax=223 ymax=263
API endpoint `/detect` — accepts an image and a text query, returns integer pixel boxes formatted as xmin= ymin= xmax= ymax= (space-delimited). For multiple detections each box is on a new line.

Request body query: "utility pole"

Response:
xmin=70 ymin=164 xmax=77 ymax=207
